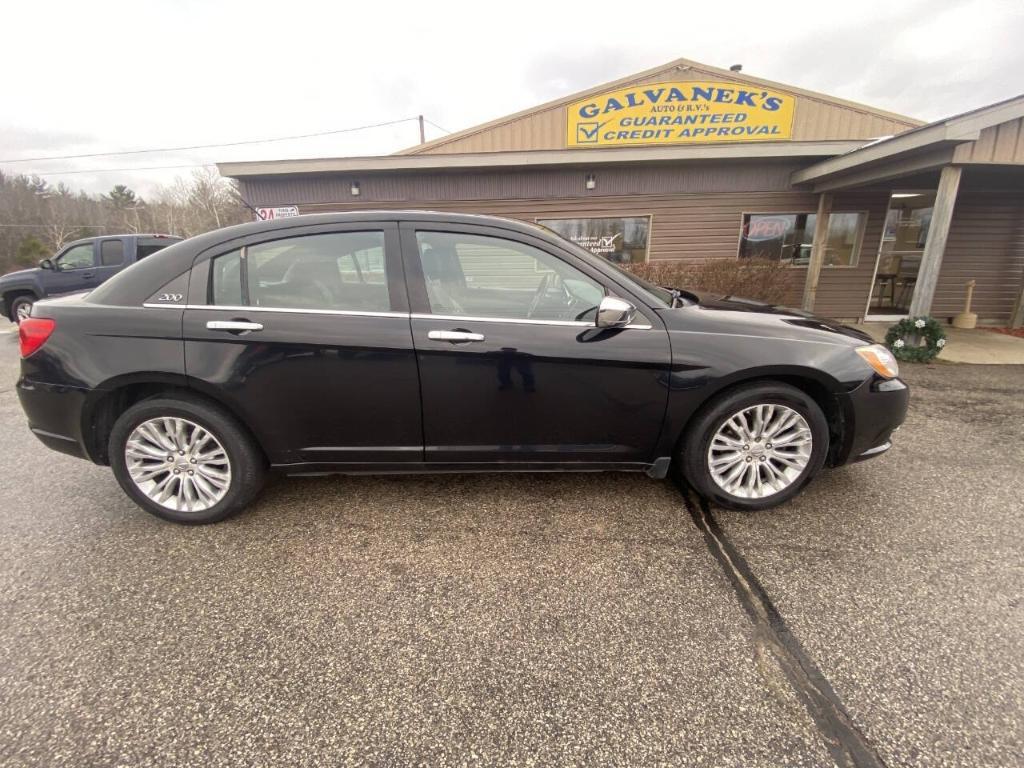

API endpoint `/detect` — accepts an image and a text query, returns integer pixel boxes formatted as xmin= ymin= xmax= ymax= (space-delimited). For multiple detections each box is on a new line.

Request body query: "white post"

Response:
xmin=801 ymin=193 xmax=832 ymax=313
xmin=909 ymin=165 xmax=962 ymax=317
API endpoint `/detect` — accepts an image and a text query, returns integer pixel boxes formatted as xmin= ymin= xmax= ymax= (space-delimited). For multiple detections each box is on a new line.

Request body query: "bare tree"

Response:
xmin=1 ymin=168 xmax=249 ymax=274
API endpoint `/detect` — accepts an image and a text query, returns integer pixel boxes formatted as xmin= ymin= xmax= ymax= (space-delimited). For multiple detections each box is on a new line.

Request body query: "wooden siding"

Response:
xmin=405 ymin=62 xmax=920 ymax=156
xmin=932 ymin=184 xmax=1024 ymax=324
xmin=953 ymin=117 xmax=1024 ymax=164
xmin=238 ymin=161 xmax=806 ymax=206
xmin=810 ymin=188 xmax=894 ymax=319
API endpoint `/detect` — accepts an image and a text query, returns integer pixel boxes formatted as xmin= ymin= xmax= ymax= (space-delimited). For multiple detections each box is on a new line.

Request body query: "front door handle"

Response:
xmin=206 ymin=320 xmax=264 ymax=333
xmin=81 ymin=272 xmax=95 ymax=279
xmin=427 ymin=330 xmax=485 ymax=343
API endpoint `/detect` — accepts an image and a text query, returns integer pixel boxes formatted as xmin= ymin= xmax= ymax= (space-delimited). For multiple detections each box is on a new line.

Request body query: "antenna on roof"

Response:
xmin=729 ymin=64 xmax=743 ymax=73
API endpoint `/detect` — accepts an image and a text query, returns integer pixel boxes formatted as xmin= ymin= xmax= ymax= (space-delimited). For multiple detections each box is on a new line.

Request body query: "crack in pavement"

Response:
xmin=678 ymin=481 xmax=887 ymax=768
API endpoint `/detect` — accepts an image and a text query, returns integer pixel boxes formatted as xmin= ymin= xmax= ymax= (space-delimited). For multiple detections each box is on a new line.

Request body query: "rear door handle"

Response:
xmin=427 ymin=330 xmax=485 ymax=343
xmin=81 ymin=272 xmax=95 ymax=279
xmin=206 ymin=320 xmax=264 ymax=333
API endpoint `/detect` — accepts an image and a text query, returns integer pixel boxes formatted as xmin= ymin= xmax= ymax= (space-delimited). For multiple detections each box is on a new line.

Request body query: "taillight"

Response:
xmin=19 ymin=317 xmax=56 ymax=358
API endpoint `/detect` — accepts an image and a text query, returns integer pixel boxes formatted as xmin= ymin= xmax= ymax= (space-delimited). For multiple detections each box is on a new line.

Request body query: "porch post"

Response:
xmin=801 ymin=193 xmax=832 ymax=312
xmin=1011 ymin=288 xmax=1024 ymax=329
xmin=909 ymin=165 xmax=962 ymax=317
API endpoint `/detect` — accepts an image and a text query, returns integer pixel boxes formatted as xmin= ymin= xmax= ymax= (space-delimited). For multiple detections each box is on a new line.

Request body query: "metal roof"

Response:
xmin=397 ymin=55 xmax=924 ymax=156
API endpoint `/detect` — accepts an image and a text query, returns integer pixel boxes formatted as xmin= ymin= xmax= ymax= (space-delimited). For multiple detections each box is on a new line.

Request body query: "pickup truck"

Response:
xmin=1 ymin=234 xmax=181 ymax=323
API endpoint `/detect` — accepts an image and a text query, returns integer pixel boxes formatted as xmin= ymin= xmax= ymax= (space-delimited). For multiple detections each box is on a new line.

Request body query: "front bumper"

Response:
xmin=834 ymin=376 xmax=909 ymax=466
xmin=17 ymin=376 xmax=91 ymax=460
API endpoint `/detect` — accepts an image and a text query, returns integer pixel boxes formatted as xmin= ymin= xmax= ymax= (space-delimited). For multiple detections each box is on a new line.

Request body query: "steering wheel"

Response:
xmin=527 ymin=273 xmax=552 ymax=318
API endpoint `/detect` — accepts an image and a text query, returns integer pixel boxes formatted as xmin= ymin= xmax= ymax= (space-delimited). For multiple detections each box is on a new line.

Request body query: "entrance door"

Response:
xmin=866 ymin=191 xmax=936 ymax=318
xmin=400 ymin=222 xmax=671 ymax=467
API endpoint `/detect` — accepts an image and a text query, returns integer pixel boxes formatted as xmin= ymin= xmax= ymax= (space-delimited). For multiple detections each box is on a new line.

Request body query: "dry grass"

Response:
xmin=625 ymin=258 xmax=796 ymax=305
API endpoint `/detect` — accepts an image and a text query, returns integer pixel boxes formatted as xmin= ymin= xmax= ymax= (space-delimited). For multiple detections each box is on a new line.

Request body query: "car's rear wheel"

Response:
xmin=681 ymin=382 xmax=829 ymax=511
xmin=109 ymin=395 xmax=265 ymax=524
xmin=11 ymin=295 xmax=34 ymax=324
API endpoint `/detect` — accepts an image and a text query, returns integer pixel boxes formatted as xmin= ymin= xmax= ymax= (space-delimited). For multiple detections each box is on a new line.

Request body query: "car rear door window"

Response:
xmin=209 ymin=232 xmax=389 ymax=313
xmin=414 ymin=231 xmax=604 ymax=322
xmin=100 ymin=239 xmax=124 ymax=266
xmin=210 ymin=249 xmax=243 ymax=305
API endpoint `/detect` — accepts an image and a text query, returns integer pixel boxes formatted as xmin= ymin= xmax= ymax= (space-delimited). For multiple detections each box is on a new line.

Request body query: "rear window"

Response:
xmin=137 ymin=243 xmax=172 ymax=261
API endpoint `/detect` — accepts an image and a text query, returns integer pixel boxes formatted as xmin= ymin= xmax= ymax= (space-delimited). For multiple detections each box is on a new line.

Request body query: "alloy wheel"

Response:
xmin=707 ymin=404 xmax=813 ymax=499
xmin=15 ymin=302 xmax=32 ymax=322
xmin=125 ymin=417 xmax=232 ymax=513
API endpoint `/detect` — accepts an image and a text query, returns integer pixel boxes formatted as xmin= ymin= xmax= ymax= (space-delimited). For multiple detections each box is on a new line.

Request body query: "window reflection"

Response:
xmin=738 ymin=212 xmax=866 ymax=267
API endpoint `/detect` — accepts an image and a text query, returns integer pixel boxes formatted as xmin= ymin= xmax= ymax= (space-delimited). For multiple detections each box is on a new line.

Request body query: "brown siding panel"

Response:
xmin=953 ymin=117 xmax=1024 ymax=164
xmin=932 ymin=185 xmax=1024 ymax=324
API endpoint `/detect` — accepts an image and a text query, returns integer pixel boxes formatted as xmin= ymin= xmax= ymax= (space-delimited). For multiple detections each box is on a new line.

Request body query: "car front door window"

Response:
xmin=415 ymin=231 xmax=604 ymax=322
xmin=56 ymin=244 xmax=95 ymax=271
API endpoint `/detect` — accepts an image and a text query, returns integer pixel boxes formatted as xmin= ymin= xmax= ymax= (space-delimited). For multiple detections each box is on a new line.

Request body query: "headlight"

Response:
xmin=855 ymin=344 xmax=899 ymax=379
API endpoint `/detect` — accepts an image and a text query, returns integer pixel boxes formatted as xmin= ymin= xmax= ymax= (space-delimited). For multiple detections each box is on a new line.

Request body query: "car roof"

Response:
xmin=214 ymin=210 xmax=541 ymax=240
xmin=63 ymin=233 xmax=182 ymax=247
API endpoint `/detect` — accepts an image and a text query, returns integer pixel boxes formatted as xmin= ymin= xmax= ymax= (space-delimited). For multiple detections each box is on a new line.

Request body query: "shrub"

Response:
xmin=623 ymin=257 xmax=796 ymax=305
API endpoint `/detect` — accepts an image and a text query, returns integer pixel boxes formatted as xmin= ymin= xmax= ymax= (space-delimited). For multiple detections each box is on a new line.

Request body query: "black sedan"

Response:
xmin=16 ymin=212 xmax=908 ymax=524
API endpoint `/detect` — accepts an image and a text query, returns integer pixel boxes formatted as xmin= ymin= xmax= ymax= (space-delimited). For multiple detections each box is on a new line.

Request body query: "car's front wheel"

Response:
xmin=11 ymin=295 xmax=34 ymax=324
xmin=109 ymin=395 xmax=266 ymax=524
xmin=681 ymin=382 xmax=829 ymax=511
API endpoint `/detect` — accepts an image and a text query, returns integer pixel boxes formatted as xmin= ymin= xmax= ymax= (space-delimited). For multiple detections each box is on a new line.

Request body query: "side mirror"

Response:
xmin=39 ymin=258 xmax=54 ymax=270
xmin=596 ymin=296 xmax=636 ymax=329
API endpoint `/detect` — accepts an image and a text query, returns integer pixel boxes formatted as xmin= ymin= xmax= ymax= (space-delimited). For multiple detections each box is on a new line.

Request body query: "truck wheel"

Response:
xmin=680 ymin=382 xmax=829 ymax=511
xmin=11 ymin=295 xmax=34 ymax=324
xmin=109 ymin=395 xmax=266 ymax=524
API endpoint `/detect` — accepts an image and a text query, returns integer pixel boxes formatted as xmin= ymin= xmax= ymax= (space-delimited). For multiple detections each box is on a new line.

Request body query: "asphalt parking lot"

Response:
xmin=0 ymin=326 xmax=1021 ymax=767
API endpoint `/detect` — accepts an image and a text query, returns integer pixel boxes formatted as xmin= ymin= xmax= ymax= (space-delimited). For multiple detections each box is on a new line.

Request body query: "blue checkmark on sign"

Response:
xmin=576 ymin=122 xmax=604 ymax=143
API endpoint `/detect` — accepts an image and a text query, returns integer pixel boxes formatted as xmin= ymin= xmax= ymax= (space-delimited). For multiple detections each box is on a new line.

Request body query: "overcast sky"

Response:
xmin=2 ymin=0 xmax=1022 ymax=195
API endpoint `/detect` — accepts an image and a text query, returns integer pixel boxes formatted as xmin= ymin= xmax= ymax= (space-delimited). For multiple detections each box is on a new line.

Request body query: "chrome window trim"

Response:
xmin=142 ymin=303 xmax=408 ymax=319
xmin=411 ymin=312 xmax=589 ymax=327
xmin=412 ymin=312 xmax=652 ymax=330
xmin=140 ymin=303 xmax=653 ymax=329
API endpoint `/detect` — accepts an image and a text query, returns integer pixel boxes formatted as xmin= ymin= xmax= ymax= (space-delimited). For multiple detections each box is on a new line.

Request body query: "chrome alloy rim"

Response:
xmin=707 ymin=404 xmax=813 ymax=499
xmin=15 ymin=302 xmax=32 ymax=322
xmin=125 ymin=417 xmax=232 ymax=512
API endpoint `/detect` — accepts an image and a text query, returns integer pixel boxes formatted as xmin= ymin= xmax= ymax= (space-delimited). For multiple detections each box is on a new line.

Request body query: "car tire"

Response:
xmin=680 ymin=381 xmax=829 ymax=512
xmin=11 ymin=295 xmax=34 ymax=324
xmin=109 ymin=395 xmax=266 ymax=524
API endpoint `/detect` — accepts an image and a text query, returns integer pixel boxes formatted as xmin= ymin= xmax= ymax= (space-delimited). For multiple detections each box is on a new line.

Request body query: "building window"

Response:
xmin=738 ymin=212 xmax=866 ymax=267
xmin=538 ymin=216 xmax=651 ymax=264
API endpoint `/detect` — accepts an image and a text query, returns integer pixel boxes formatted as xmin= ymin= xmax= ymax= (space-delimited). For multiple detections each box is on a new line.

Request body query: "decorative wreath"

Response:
xmin=884 ymin=316 xmax=947 ymax=363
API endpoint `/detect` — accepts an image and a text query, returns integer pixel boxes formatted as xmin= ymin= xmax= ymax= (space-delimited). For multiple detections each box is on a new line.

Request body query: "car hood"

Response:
xmin=0 ymin=267 xmax=39 ymax=283
xmin=661 ymin=290 xmax=875 ymax=346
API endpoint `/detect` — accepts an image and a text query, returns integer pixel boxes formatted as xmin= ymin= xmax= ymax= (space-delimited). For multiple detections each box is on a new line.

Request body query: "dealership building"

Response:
xmin=219 ymin=57 xmax=1024 ymax=326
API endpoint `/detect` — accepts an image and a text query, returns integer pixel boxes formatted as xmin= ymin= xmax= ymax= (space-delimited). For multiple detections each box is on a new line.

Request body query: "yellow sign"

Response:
xmin=566 ymin=81 xmax=795 ymax=148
